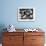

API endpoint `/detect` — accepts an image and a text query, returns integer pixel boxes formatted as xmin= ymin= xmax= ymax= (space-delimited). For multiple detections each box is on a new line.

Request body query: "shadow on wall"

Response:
xmin=0 ymin=24 xmax=7 ymax=43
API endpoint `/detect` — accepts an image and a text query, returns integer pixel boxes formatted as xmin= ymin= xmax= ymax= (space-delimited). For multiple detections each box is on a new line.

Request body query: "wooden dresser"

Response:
xmin=2 ymin=31 xmax=45 ymax=46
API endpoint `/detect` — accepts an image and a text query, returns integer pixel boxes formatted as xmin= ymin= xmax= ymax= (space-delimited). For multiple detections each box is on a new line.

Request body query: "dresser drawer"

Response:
xmin=3 ymin=35 xmax=23 ymax=44
xmin=32 ymin=36 xmax=45 ymax=44
xmin=3 ymin=42 xmax=23 ymax=46
xmin=32 ymin=44 xmax=44 ymax=46
xmin=24 ymin=32 xmax=44 ymax=36
xmin=3 ymin=32 xmax=23 ymax=36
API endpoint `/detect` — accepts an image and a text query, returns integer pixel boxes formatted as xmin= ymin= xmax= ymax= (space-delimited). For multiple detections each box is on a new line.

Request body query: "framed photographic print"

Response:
xmin=18 ymin=7 xmax=35 ymax=21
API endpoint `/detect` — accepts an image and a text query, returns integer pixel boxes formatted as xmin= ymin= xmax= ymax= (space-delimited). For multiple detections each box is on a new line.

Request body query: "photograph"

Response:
xmin=18 ymin=7 xmax=35 ymax=21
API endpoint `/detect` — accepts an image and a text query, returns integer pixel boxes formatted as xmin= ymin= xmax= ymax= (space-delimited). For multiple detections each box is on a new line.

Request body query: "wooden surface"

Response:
xmin=2 ymin=31 xmax=45 ymax=46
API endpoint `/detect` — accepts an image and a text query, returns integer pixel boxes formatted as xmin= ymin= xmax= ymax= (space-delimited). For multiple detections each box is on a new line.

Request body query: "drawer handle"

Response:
xmin=9 ymin=38 xmax=12 ymax=40
xmin=32 ymin=39 xmax=36 ymax=40
xmin=9 ymin=38 xmax=13 ymax=40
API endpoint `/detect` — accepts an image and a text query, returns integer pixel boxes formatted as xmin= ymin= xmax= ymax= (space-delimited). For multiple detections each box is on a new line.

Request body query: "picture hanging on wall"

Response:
xmin=18 ymin=7 xmax=35 ymax=21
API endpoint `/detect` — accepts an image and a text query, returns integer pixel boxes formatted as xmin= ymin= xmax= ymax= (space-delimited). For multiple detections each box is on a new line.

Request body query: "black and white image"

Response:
xmin=18 ymin=7 xmax=35 ymax=21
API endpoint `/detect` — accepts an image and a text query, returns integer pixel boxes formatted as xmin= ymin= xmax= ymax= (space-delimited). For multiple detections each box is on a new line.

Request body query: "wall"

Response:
xmin=0 ymin=0 xmax=46 ymax=43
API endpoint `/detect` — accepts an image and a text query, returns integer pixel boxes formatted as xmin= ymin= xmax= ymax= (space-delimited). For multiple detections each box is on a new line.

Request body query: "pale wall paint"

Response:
xmin=0 ymin=0 xmax=46 ymax=44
